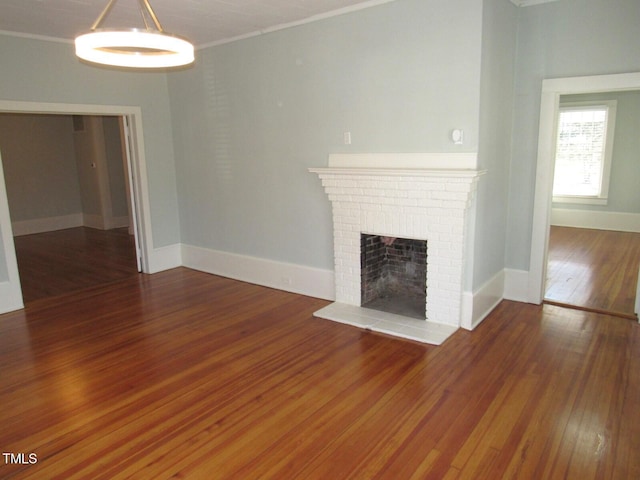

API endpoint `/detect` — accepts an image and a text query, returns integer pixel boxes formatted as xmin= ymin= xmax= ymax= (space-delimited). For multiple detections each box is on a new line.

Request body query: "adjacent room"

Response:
xmin=0 ymin=0 xmax=638 ymax=478
xmin=0 ymin=112 xmax=139 ymax=303
xmin=544 ymin=90 xmax=640 ymax=318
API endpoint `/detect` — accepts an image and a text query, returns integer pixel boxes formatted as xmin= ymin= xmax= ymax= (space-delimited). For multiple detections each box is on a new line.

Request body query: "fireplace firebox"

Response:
xmin=360 ymin=235 xmax=427 ymax=320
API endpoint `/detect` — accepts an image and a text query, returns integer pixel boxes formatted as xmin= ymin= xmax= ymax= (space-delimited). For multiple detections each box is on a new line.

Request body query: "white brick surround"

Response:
xmin=310 ymin=154 xmax=484 ymax=343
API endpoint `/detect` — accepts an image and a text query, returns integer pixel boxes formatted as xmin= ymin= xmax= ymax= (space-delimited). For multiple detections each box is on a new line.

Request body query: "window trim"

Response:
xmin=552 ymin=100 xmax=617 ymax=205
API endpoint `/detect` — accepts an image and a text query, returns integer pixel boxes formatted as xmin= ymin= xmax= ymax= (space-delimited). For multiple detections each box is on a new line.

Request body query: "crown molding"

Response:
xmin=0 ymin=29 xmax=72 ymax=44
xmin=197 ymin=0 xmax=396 ymax=50
xmin=510 ymin=0 xmax=560 ymax=6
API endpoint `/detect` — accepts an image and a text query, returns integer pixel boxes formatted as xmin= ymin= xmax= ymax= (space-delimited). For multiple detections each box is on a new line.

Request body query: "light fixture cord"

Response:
xmin=89 ymin=0 xmax=164 ymax=32
xmin=138 ymin=0 xmax=164 ymax=32
xmin=90 ymin=0 xmax=118 ymax=30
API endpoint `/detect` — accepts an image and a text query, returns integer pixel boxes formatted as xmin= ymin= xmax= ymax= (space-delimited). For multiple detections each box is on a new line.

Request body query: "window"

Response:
xmin=552 ymin=101 xmax=617 ymax=205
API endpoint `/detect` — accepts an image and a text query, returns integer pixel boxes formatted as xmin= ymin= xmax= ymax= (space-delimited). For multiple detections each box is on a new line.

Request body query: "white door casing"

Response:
xmin=0 ymin=147 xmax=23 ymax=312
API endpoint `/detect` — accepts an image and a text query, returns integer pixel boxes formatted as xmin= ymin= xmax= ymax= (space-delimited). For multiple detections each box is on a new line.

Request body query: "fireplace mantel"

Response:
xmin=309 ymin=152 xmax=483 ymax=183
xmin=310 ymin=153 xmax=485 ymax=345
xmin=323 ymin=152 xmax=478 ymax=170
xmin=309 ymin=167 xmax=481 ymax=178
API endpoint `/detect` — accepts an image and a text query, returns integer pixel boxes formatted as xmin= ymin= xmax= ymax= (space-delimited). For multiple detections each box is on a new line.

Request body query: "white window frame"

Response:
xmin=552 ymin=100 xmax=617 ymax=205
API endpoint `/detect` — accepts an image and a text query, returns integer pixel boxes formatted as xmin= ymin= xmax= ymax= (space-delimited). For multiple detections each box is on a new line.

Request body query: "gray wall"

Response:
xmin=473 ymin=0 xmax=518 ymax=287
xmin=0 ymin=113 xmax=82 ymax=221
xmin=103 ymin=117 xmax=129 ymax=218
xmin=507 ymin=0 xmax=640 ymax=271
xmin=554 ymin=91 xmax=640 ymax=214
xmin=74 ymin=116 xmax=104 ymax=217
xmin=73 ymin=115 xmax=128 ymax=223
xmin=168 ymin=0 xmax=484 ymax=273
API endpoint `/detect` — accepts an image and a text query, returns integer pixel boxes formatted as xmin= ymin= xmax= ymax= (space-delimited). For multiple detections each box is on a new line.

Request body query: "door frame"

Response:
xmin=0 ymin=100 xmax=153 ymax=312
xmin=527 ymin=71 xmax=640 ymax=303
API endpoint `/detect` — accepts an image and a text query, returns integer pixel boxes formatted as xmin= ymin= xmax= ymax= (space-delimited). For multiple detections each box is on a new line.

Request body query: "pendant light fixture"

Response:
xmin=75 ymin=0 xmax=194 ymax=69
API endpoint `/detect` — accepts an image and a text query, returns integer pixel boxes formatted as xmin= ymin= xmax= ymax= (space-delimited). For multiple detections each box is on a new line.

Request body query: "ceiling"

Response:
xmin=0 ymin=0 xmax=397 ymax=48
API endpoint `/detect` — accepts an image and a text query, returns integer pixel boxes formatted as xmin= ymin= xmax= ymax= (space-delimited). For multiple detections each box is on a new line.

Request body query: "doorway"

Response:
xmin=529 ymin=72 xmax=640 ymax=319
xmin=0 ymin=113 xmax=138 ymax=303
xmin=0 ymin=101 xmax=153 ymax=311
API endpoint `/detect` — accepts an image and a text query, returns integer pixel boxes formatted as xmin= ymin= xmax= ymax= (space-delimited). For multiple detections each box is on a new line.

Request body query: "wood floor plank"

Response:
xmin=13 ymin=226 xmax=138 ymax=304
xmin=1 ymin=269 xmax=639 ymax=479
xmin=545 ymin=226 xmax=640 ymax=316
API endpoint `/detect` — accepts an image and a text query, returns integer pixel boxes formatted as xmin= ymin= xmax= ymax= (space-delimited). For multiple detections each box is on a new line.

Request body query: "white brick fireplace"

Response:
xmin=310 ymin=153 xmax=484 ymax=345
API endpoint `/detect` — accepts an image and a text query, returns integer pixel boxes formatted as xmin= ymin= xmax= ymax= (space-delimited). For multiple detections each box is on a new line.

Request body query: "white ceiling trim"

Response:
xmin=0 ymin=29 xmax=73 ymax=45
xmin=510 ymin=0 xmax=561 ymax=6
xmin=197 ymin=0 xmax=396 ymax=50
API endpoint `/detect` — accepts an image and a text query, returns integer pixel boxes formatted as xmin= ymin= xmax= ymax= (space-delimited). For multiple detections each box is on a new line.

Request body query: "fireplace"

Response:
xmin=310 ymin=153 xmax=484 ymax=345
xmin=361 ymin=235 xmax=427 ymax=320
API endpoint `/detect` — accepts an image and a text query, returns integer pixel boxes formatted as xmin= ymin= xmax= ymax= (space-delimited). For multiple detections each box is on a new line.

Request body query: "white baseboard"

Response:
xmin=181 ymin=244 xmax=335 ymax=300
xmin=106 ymin=216 xmax=130 ymax=230
xmin=12 ymin=214 xmax=84 ymax=236
xmin=635 ymin=266 xmax=640 ymax=317
xmin=84 ymin=214 xmax=130 ymax=230
xmin=461 ymin=270 xmax=504 ymax=331
xmin=83 ymin=214 xmax=104 ymax=230
xmin=147 ymin=243 xmax=183 ymax=274
xmin=460 ymin=268 xmax=533 ymax=330
xmin=504 ymin=268 xmax=530 ymax=303
xmin=12 ymin=213 xmax=131 ymax=236
xmin=0 ymin=280 xmax=23 ymax=314
xmin=551 ymin=208 xmax=640 ymax=232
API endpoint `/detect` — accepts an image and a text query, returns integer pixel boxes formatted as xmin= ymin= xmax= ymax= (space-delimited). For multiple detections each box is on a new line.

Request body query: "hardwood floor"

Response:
xmin=545 ymin=226 xmax=640 ymax=317
xmin=13 ymin=227 xmax=139 ymax=304
xmin=1 ymin=268 xmax=639 ymax=479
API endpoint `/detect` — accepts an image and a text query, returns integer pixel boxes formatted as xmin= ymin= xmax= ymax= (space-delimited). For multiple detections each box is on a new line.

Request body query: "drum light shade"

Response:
xmin=74 ymin=0 xmax=194 ymax=69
